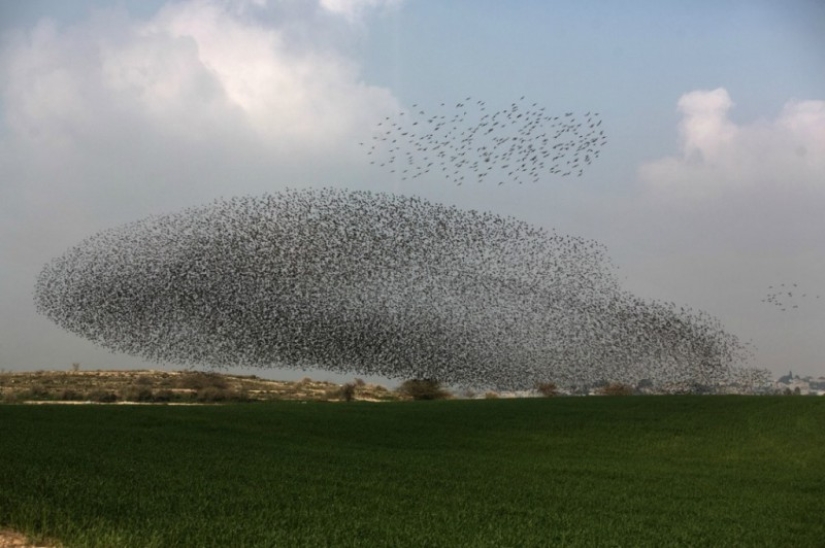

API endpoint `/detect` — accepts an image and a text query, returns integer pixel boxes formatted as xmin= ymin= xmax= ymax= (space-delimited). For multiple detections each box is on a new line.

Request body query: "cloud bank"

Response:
xmin=2 ymin=0 xmax=400 ymax=150
xmin=640 ymin=88 xmax=825 ymax=202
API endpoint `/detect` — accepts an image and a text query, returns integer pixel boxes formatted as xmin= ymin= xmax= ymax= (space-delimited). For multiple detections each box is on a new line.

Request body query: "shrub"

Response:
xmin=196 ymin=387 xmax=230 ymax=402
xmin=178 ymin=371 xmax=229 ymax=390
xmin=134 ymin=375 xmax=153 ymax=386
xmin=23 ymin=384 xmax=52 ymax=401
xmin=536 ymin=382 xmax=558 ymax=397
xmin=397 ymin=379 xmax=450 ymax=401
xmin=196 ymin=387 xmax=250 ymax=403
xmin=340 ymin=383 xmax=357 ymax=402
xmin=123 ymin=387 xmax=156 ymax=402
xmin=598 ymin=383 xmax=634 ymax=396
xmin=60 ymin=389 xmax=84 ymax=401
xmin=1 ymin=389 xmax=20 ymax=403
xmin=153 ymin=389 xmax=174 ymax=403
xmin=88 ymin=390 xmax=119 ymax=403
xmin=230 ymin=388 xmax=251 ymax=402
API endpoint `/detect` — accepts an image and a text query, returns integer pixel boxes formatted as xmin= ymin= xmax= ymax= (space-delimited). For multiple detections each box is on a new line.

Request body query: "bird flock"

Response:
xmin=763 ymin=283 xmax=822 ymax=311
xmin=35 ymin=188 xmax=756 ymax=390
xmin=362 ymin=96 xmax=607 ymax=185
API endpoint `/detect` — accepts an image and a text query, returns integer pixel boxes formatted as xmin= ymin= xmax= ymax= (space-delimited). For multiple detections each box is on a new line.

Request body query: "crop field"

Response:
xmin=1 ymin=396 xmax=823 ymax=547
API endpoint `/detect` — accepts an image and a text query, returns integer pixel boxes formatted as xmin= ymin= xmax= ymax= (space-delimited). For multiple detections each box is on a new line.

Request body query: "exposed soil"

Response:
xmin=0 ymin=369 xmax=404 ymax=404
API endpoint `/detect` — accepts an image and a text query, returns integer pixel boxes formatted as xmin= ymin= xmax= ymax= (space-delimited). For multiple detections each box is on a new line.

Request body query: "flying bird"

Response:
xmin=34 ymin=188 xmax=754 ymax=391
xmin=362 ymin=96 xmax=608 ymax=186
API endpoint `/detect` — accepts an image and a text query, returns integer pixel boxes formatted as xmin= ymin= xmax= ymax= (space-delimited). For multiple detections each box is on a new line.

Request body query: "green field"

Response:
xmin=1 ymin=397 xmax=823 ymax=547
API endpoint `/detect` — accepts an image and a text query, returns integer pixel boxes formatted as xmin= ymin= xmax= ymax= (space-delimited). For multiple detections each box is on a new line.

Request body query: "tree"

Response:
xmin=340 ymin=383 xmax=357 ymax=402
xmin=398 ymin=379 xmax=450 ymax=401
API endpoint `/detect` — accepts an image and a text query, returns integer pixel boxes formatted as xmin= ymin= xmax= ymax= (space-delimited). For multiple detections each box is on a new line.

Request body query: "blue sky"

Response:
xmin=1 ymin=0 xmax=823 ymax=384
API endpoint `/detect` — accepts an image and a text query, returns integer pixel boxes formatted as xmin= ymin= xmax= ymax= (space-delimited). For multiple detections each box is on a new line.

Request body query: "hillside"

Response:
xmin=0 ymin=369 xmax=402 ymax=404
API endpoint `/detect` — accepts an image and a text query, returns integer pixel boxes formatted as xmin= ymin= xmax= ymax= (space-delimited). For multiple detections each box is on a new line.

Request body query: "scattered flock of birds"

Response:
xmin=763 ymin=283 xmax=822 ymax=312
xmin=362 ymin=96 xmax=607 ymax=185
xmin=35 ymin=188 xmax=757 ymax=390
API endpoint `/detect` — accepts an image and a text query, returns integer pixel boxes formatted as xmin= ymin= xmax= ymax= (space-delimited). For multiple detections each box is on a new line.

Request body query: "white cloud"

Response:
xmin=639 ymin=88 xmax=825 ymax=202
xmin=0 ymin=0 xmax=400 ymax=225
xmin=677 ymin=87 xmax=737 ymax=163
xmin=319 ymin=0 xmax=400 ymax=21
xmin=1 ymin=0 xmax=398 ymax=153
xmin=140 ymin=0 xmax=398 ymax=146
xmin=625 ymin=89 xmax=825 ymax=262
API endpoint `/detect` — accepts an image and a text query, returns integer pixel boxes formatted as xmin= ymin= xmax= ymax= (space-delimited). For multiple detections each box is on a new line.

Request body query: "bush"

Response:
xmin=60 ymin=389 xmax=84 ymax=401
xmin=134 ymin=375 xmax=154 ymax=386
xmin=123 ymin=387 xmax=156 ymax=402
xmin=88 ymin=390 xmax=119 ymax=403
xmin=398 ymin=379 xmax=450 ymax=401
xmin=598 ymin=383 xmax=634 ymax=396
xmin=178 ymin=372 xmax=229 ymax=390
xmin=196 ymin=387 xmax=250 ymax=403
xmin=1 ymin=390 xmax=21 ymax=403
xmin=196 ymin=387 xmax=229 ymax=402
xmin=536 ymin=382 xmax=558 ymax=397
xmin=22 ymin=384 xmax=52 ymax=401
xmin=153 ymin=389 xmax=174 ymax=403
xmin=339 ymin=383 xmax=357 ymax=402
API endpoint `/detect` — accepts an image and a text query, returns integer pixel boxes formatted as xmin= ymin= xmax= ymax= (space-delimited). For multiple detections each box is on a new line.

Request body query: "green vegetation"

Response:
xmin=1 ymin=397 xmax=823 ymax=547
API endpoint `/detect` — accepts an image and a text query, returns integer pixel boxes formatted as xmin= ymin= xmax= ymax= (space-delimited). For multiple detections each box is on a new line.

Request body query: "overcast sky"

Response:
xmin=1 ymin=0 xmax=824 ymax=385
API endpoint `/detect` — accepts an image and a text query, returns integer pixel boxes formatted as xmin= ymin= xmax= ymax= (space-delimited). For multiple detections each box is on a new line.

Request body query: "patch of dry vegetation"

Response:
xmin=0 ymin=528 xmax=59 ymax=548
xmin=0 ymin=370 xmax=402 ymax=404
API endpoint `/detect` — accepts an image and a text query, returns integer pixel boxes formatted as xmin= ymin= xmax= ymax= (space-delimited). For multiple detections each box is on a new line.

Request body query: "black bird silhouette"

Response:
xmin=763 ymin=282 xmax=822 ymax=311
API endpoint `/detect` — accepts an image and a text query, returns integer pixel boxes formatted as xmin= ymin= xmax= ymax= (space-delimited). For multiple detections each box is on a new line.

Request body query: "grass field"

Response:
xmin=1 ymin=396 xmax=823 ymax=547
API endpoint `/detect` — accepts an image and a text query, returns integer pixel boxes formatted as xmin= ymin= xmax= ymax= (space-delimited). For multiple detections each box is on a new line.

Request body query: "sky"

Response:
xmin=1 ymin=0 xmax=824 ymax=386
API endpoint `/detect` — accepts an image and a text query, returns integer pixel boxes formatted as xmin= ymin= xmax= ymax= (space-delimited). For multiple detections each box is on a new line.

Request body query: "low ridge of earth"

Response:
xmin=0 ymin=369 xmax=402 ymax=404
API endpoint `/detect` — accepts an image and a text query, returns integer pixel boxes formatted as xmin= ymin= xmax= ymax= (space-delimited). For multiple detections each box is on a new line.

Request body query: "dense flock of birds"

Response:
xmin=35 ymin=188 xmax=756 ymax=390
xmin=762 ymin=283 xmax=822 ymax=312
xmin=362 ymin=97 xmax=607 ymax=185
